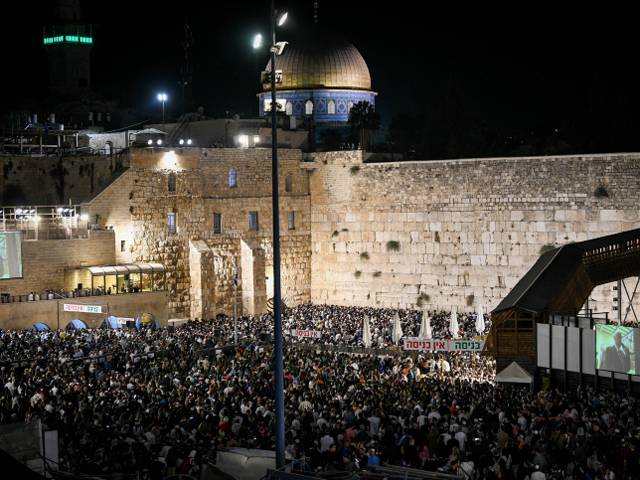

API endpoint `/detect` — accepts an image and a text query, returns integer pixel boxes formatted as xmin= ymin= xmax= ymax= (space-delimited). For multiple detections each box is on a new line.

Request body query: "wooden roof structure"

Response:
xmin=484 ymin=228 xmax=640 ymax=359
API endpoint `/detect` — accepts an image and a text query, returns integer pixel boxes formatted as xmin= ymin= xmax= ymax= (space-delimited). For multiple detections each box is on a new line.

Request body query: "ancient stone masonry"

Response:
xmin=74 ymin=149 xmax=640 ymax=320
xmin=307 ymin=152 xmax=640 ymax=314
xmin=88 ymin=147 xmax=312 ymax=319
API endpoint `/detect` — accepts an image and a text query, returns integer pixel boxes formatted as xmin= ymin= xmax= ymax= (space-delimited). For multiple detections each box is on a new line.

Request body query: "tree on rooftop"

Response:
xmin=348 ymin=101 xmax=380 ymax=151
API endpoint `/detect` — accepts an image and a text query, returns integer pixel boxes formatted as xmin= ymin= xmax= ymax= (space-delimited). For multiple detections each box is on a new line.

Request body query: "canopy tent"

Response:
xmin=30 ymin=323 xmax=50 ymax=331
xmin=494 ymin=361 xmax=534 ymax=386
xmin=100 ymin=316 xmax=122 ymax=329
xmin=66 ymin=319 xmax=87 ymax=330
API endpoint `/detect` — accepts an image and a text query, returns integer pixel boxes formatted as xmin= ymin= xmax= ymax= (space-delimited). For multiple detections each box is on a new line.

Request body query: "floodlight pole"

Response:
xmin=270 ymin=0 xmax=285 ymax=470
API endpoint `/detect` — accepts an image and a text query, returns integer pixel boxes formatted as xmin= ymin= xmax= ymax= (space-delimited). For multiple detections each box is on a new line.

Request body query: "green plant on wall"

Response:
xmin=372 ymin=271 xmax=382 ymax=278
xmin=386 ymin=240 xmax=400 ymax=252
xmin=349 ymin=165 xmax=360 ymax=175
xmin=354 ymin=270 xmax=362 ymax=278
xmin=466 ymin=294 xmax=474 ymax=306
xmin=416 ymin=292 xmax=430 ymax=308
xmin=360 ymin=251 xmax=370 ymax=260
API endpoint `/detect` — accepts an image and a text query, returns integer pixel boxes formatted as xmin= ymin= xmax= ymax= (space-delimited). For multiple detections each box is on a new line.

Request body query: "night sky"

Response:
xmin=3 ymin=2 xmax=638 ymax=148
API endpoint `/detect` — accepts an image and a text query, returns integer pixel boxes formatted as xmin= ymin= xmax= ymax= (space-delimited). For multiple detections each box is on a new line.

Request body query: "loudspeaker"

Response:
xmin=167 ymin=325 xmax=175 ymax=333
xmin=214 ymin=328 xmax=222 ymax=338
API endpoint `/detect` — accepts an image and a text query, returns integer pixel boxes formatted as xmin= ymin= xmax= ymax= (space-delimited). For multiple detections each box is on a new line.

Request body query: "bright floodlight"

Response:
xmin=158 ymin=93 xmax=167 ymax=101
xmin=157 ymin=139 xmax=163 ymax=145
xmin=253 ymin=34 xmax=262 ymax=49
xmin=147 ymin=139 xmax=153 ymax=145
xmin=277 ymin=12 xmax=288 ymax=27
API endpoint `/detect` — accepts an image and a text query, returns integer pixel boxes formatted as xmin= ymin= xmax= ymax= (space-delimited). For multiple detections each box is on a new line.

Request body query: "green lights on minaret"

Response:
xmin=43 ymin=35 xmax=93 ymax=45
xmin=43 ymin=24 xmax=93 ymax=45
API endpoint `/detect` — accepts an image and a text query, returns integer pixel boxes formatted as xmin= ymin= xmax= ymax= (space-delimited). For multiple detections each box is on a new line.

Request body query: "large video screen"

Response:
xmin=595 ymin=324 xmax=636 ymax=374
xmin=0 ymin=232 xmax=23 ymax=280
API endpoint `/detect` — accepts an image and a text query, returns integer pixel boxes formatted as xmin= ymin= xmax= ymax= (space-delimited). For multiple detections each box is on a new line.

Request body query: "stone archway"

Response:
xmin=136 ymin=313 xmax=159 ymax=330
xmin=65 ymin=319 xmax=87 ymax=330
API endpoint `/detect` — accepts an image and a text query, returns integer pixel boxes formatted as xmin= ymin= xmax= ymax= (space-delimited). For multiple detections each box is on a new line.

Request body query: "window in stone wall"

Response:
xmin=213 ymin=213 xmax=221 ymax=234
xmin=305 ymin=100 xmax=313 ymax=115
xmin=285 ymin=175 xmax=292 ymax=192
xmin=249 ymin=211 xmax=259 ymax=231
xmin=288 ymin=211 xmax=295 ymax=230
xmin=168 ymin=173 xmax=176 ymax=192
xmin=328 ymin=99 xmax=336 ymax=114
xmin=121 ymin=240 xmax=126 ymax=252
xmin=168 ymin=212 xmax=177 ymax=234
xmin=229 ymin=168 xmax=237 ymax=187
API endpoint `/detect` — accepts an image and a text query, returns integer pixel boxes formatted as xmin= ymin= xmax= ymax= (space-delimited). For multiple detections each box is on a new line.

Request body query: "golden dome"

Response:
xmin=265 ymin=28 xmax=372 ymax=91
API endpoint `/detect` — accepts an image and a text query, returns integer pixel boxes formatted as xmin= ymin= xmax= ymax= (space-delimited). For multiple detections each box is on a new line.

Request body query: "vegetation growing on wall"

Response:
xmin=386 ymin=240 xmax=400 ymax=252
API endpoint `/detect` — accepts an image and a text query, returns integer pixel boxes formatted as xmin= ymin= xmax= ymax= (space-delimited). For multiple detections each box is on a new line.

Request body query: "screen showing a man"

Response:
xmin=596 ymin=325 xmax=635 ymax=374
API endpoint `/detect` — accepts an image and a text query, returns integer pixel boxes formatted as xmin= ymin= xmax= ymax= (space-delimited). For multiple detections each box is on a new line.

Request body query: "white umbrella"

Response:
xmin=449 ymin=306 xmax=459 ymax=338
xmin=392 ymin=312 xmax=403 ymax=345
xmin=362 ymin=315 xmax=372 ymax=348
xmin=420 ymin=312 xmax=432 ymax=339
xmin=476 ymin=305 xmax=485 ymax=334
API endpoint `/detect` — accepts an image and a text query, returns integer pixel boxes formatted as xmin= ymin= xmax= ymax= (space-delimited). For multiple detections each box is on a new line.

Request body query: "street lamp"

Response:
xmin=157 ymin=93 xmax=167 ymax=130
xmin=255 ymin=1 xmax=287 ymax=469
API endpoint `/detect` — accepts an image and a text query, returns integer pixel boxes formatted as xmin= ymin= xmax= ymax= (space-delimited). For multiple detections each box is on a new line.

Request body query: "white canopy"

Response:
xmin=494 ymin=362 xmax=534 ymax=385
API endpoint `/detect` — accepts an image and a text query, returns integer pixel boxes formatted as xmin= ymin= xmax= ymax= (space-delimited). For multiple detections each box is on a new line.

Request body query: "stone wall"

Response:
xmin=307 ymin=152 xmax=640 ymax=315
xmin=11 ymin=146 xmax=638 ymax=323
xmin=0 ymin=291 xmax=168 ymax=331
xmin=0 ymin=154 xmax=125 ymax=205
xmin=0 ymin=230 xmax=115 ymax=296
xmin=88 ymin=147 xmax=312 ymax=319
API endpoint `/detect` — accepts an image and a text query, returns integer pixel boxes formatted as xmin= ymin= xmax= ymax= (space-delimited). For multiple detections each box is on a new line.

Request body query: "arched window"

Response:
xmin=328 ymin=100 xmax=336 ymax=115
xmin=305 ymin=100 xmax=313 ymax=115
xmin=168 ymin=173 xmax=176 ymax=192
xmin=286 ymin=101 xmax=293 ymax=115
xmin=229 ymin=168 xmax=237 ymax=187
xmin=285 ymin=175 xmax=293 ymax=192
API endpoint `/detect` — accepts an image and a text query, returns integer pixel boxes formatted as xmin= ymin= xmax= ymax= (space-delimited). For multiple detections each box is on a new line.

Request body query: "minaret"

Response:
xmin=43 ymin=0 xmax=94 ymax=97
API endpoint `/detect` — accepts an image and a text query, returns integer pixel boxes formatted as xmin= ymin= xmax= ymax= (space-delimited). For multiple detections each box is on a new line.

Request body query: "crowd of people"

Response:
xmin=0 ymin=303 xmax=638 ymax=480
xmin=214 ymin=304 xmax=488 ymax=348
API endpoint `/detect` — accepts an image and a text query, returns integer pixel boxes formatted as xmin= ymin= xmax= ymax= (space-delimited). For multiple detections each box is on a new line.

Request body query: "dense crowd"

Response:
xmin=214 ymin=304 xmax=489 ymax=348
xmin=0 ymin=303 xmax=638 ymax=480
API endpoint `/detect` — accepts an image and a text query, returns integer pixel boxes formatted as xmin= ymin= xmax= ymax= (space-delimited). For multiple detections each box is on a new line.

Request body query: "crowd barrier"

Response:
xmin=283 ymin=341 xmax=402 ymax=357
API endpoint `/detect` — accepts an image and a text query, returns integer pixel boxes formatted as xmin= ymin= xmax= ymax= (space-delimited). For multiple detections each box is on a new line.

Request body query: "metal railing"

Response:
xmin=0 ymin=205 xmax=89 ymax=240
